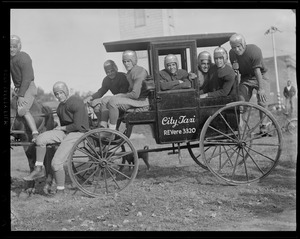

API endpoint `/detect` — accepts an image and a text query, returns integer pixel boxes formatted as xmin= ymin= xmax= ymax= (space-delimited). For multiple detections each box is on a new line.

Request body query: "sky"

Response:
xmin=10 ymin=9 xmax=296 ymax=94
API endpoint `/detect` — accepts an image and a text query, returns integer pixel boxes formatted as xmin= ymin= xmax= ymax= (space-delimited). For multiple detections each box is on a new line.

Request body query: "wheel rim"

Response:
xmin=200 ymin=101 xmax=283 ymax=185
xmin=187 ymin=142 xmax=208 ymax=170
xmin=68 ymin=128 xmax=138 ymax=197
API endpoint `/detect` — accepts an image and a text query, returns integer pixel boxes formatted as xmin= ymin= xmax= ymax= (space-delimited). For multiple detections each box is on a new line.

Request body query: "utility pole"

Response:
xmin=265 ymin=26 xmax=282 ymax=110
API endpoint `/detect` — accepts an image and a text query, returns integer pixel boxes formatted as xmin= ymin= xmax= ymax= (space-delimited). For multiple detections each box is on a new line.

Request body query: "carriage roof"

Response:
xmin=103 ymin=32 xmax=235 ymax=52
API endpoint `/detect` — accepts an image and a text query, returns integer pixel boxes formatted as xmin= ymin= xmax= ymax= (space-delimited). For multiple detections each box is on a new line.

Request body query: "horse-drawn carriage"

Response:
xmin=11 ymin=32 xmax=283 ymax=198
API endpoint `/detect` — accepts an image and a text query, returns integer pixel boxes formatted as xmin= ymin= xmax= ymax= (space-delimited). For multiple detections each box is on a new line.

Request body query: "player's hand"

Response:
xmin=17 ymin=96 xmax=27 ymax=107
xmin=84 ymin=96 xmax=93 ymax=104
xmin=54 ymin=126 xmax=66 ymax=131
xmin=200 ymin=93 xmax=208 ymax=99
xmin=188 ymin=72 xmax=197 ymax=80
xmin=179 ymin=80 xmax=183 ymax=84
xmin=258 ymin=89 xmax=267 ymax=103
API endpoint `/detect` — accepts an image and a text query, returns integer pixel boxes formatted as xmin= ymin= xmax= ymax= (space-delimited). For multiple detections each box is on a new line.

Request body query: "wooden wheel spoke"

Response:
xmin=241 ymin=106 xmax=253 ymax=140
xmin=208 ymin=125 xmax=238 ymax=143
xmin=244 ymin=114 xmax=267 ymax=138
xmin=107 ymin=164 xmax=131 ymax=180
xmin=73 ymin=164 xmax=98 ymax=176
xmin=105 ymin=167 xmax=121 ymax=190
xmin=241 ymin=148 xmax=249 ymax=181
xmin=206 ymin=144 xmax=237 ymax=163
xmin=85 ymin=137 xmax=101 ymax=159
xmin=75 ymin=146 xmax=100 ymax=162
xmin=105 ymin=140 xmax=127 ymax=162
xmin=81 ymin=166 xmax=100 ymax=187
xmin=230 ymin=148 xmax=241 ymax=180
xmin=108 ymin=161 xmax=131 ymax=167
xmin=206 ymin=146 xmax=217 ymax=164
xmin=220 ymin=145 xmax=236 ymax=168
xmin=72 ymin=160 xmax=95 ymax=166
xmin=234 ymin=106 xmax=241 ymax=139
xmin=243 ymin=144 xmax=275 ymax=162
xmin=219 ymin=112 xmax=239 ymax=141
xmin=226 ymin=144 xmax=244 ymax=158
xmin=243 ymin=148 xmax=266 ymax=175
xmin=250 ymin=143 xmax=280 ymax=147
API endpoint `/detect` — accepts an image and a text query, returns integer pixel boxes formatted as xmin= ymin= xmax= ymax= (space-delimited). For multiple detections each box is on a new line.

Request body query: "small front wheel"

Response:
xmin=67 ymin=128 xmax=138 ymax=197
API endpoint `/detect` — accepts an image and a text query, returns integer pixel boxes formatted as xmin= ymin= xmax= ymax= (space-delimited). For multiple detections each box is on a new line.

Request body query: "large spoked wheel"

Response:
xmin=287 ymin=118 xmax=297 ymax=135
xmin=200 ymin=101 xmax=283 ymax=185
xmin=186 ymin=142 xmax=208 ymax=170
xmin=67 ymin=128 xmax=138 ymax=197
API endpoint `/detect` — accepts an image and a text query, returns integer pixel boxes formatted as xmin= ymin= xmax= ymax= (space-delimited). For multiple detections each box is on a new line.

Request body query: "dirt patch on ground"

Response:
xmin=10 ymin=121 xmax=297 ymax=232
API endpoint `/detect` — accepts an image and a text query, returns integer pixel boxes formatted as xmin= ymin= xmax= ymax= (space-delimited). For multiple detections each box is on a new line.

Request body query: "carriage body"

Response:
xmin=104 ymin=33 xmax=239 ymax=144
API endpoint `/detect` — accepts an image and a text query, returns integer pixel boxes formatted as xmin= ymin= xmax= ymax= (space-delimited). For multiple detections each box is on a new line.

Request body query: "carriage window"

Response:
xmin=157 ymin=47 xmax=196 ymax=92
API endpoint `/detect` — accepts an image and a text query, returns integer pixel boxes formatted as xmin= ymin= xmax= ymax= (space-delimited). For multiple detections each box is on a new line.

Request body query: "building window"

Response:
xmin=134 ymin=9 xmax=146 ymax=27
xmin=167 ymin=9 xmax=174 ymax=27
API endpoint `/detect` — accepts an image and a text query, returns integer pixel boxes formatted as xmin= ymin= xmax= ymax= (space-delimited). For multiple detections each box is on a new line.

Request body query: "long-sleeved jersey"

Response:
xmin=57 ymin=95 xmax=90 ymax=133
xmin=10 ymin=51 xmax=34 ymax=97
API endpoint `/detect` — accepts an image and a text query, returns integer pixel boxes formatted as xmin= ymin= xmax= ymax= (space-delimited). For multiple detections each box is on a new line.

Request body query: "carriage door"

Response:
xmin=150 ymin=41 xmax=199 ymax=144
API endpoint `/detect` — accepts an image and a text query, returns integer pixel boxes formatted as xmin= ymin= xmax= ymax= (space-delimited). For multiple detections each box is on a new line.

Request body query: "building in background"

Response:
xmin=118 ymin=9 xmax=175 ymax=72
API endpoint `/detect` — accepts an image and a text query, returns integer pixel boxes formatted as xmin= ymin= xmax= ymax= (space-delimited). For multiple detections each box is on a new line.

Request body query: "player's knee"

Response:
xmin=17 ymin=107 xmax=27 ymax=117
xmin=51 ymin=161 xmax=63 ymax=172
xmin=107 ymin=98 xmax=119 ymax=109
xmin=35 ymin=135 xmax=46 ymax=146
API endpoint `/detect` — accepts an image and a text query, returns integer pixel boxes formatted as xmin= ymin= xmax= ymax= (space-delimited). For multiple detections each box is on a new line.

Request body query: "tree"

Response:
xmin=36 ymin=87 xmax=56 ymax=102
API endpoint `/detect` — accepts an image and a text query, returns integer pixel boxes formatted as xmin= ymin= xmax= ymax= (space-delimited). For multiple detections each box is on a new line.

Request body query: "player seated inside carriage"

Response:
xmin=199 ymin=47 xmax=237 ymax=99
xmin=159 ymin=54 xmax=196 ymax=91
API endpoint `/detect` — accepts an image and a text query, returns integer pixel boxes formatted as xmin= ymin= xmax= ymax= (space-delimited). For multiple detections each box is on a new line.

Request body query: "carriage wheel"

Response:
xmin=200 ymin=101 xmax=283 ymax=185
xmin=67 ymin=128 xmax=138 ymax=197
xmin=287 ymin=118 xmax=297 ymax=135
xmin=186 ymin=142 xmax=208 ymax=170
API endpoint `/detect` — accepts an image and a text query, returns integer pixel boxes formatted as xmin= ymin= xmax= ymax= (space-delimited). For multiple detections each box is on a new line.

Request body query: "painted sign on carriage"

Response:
xmin=158 ymin=109 xmax=199 ymax=143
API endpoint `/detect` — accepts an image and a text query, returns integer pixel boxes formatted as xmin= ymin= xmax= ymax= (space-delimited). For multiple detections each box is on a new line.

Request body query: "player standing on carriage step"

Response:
xmin=159 ymin=54 xmax=196 ymax=91
xmin=229 ymin=33 xmax=270 ymax=135
xmin=10 ymin=35 xmax=39 ymax=142
xmin=200 ymin=47 xmax=236 ymax=98
xmin=99 ymin=50 xmax=150 ymax=139
xmin=83 ymin=60 xmax=129 ymax=127
xmin=23 ymin=81 xmax=89 ymax=199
